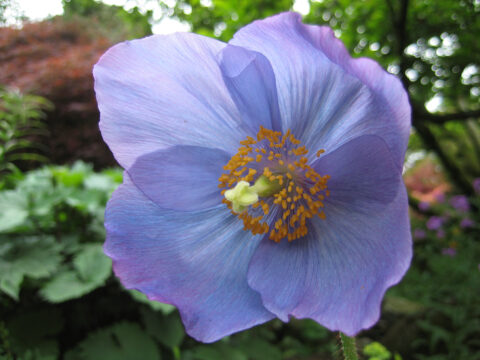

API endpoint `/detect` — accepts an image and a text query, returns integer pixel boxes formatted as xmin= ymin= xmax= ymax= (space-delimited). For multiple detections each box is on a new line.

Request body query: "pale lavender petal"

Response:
xmin=231 ymin=12 xmax=410 ymax=168
xmin=218 ymin=45 xmax=282 ymax=132
xmin=248 ymin=186 xmax=411 ymax=335
xmin=247 ymin=136 xmax=411 ymax=335
xmin=128 ymin=145 xmax=229 ymax=211
xmin=311 ymin=135 xmax=402 ymax=207
xmin=94 ymin=33 xmax=246 ymax=169
xmin=105 ymin=176 xmax=274 ymax=342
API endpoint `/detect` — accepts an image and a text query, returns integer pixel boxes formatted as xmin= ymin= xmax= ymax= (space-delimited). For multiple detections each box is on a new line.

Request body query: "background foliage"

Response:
xmin=0 ymin=0 xmax=479 ymax=359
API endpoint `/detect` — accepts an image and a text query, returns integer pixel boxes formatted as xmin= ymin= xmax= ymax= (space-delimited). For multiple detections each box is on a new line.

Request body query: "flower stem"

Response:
xmin=339 ymin=332 xmax=358 ymax=360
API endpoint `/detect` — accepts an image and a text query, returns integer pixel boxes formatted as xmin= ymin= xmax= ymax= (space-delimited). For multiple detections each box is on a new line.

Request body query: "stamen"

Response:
xmin=219 ymin=126 xmax=330 ymax=242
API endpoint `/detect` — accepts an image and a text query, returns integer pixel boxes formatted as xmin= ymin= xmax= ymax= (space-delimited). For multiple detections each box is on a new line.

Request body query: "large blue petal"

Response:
xmin=104 ymin=175 xmax=274 ymax=342
xmin=218 ymin=45 xmax=282 ymax=132
xmin=246 ymin=136 xmax=411 ymax=335
xmin=94 ymin=33 xmax=247 ymax=169
xmin=230 ymin=12 xmax=410 ymax=169
xmin=128 ymin=145 xmax=229 ymax=212
xmin=312 ymin=135 xmax=401 ymax=208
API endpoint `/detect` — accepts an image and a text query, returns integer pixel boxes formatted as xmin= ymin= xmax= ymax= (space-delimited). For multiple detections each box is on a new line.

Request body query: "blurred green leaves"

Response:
xmin=0 ymin=162 xmax=120 ymax=302
xmin=159 ymin=0 xmax=294 ymax=41
xmin=62 ymin=0 xmax=153 ymax=41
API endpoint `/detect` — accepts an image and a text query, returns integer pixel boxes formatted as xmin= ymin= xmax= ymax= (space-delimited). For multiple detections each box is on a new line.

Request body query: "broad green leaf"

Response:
xmin=0 ymin=237 xmax=62 ymax=299
xmin=52 ymin=168 xmax=85 ymax=187
xmin=40 ymin=244 xmax=111 ymax=302
xmin=74 ymin=322 xmax=160 ymax=360
xmin=74 ymin=244 xmax=111 ymax=282
xmin=40 ymin=271 xmax=90 ymax=302
xmin=0 ymin=190 xmax=28 ymax=232
xmin=84 ymin=173 xmax=115 ymax=191
xmin=363 ymin=342 xmax=392 ymax=360
xmin=0 ymin=271 xmax=23 ymax=300
xmin=141 ymin=308 xmax=185 ymax=348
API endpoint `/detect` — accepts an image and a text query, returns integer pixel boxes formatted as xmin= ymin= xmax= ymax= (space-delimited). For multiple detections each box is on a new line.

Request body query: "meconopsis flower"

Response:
xmin=94 ymin=12 xmax=412 ymax=342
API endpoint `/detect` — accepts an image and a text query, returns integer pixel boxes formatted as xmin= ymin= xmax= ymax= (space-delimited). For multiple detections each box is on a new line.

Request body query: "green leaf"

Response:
xmin=0 ymin=271 xmax=23 ymax=300
xmin=0 ymin=236 xmax=62 ymax=299
xmin=74 ymin=244 xmax=111 ymax=282
xmin=39 ymin=271 xmax=90 ymax=303
xmin=363 ymin=342 xmax=392 ymax=360
xmin=73 ymin=322 xmax=160 ymax=360
xmin=141 ymin=309 xmax=185 ymax=349
xmin=84 ymin=173 xmax=116 ymax=191
xmin=52 ymin=167 xmax=85 ymax=187
xmin=40 ymin=244 xmax=111 ymax=302
xmin=0 ymin=190 xmax=28 ymax=232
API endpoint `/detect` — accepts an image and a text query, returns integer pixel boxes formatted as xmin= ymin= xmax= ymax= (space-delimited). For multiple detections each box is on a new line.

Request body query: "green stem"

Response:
xmin=339 ymin=332 xmax=358 ymax=360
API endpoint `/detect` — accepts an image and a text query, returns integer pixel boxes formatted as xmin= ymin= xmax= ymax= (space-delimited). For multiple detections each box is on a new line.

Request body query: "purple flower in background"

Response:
xmin=436 ymin=229 xmax=446 ymax=239
xmin=473 ymin=178 xmax=480 ymax=194
xmin=418 ymin=201 xmax=430 ymax=212
xmin=427 ymin=216 xmax=444 ymax=230
xmin=441 ymin=248 xmax=456 ymax=257
xmin=450 ymin=195 xmax=470 ymax=212
xmin=460 ymin=218 xmax=474 ymax=228
xmin=94 ymin=12 xmax=412 ymax=342
xmin=413 ymin=229 xmax=426 ymax=239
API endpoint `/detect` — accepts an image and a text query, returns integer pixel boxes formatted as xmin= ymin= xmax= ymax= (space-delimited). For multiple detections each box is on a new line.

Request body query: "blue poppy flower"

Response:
xmin=94 ymin=12 xmax=412 ymax=343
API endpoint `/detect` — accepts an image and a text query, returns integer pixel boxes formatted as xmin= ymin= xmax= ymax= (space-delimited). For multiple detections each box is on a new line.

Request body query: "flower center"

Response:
xmin=218 ymin=127 xmax=330 ymax=242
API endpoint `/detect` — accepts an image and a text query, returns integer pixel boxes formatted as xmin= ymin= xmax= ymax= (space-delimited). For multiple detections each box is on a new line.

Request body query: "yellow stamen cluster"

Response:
xmin=218 ymin=126 xmax=330 ymax=242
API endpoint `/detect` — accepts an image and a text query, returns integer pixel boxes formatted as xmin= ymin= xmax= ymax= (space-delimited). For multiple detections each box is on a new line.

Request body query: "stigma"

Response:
xmin=218 ymin=126 xmax=330 ymax=242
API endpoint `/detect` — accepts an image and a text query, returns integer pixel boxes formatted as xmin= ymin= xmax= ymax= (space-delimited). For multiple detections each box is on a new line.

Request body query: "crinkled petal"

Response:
xmin=128 ymin=145 xmax=229 ymax=212
xmin=94 ymin=33 xmax=247 ymax=169
xmin=247 ymin=136 xmax=411 ymax=335
xmin=218 ymin=44 xmax=282 ymax=132
xmin=231 ymin=12 xmax=410 ymax=168
xmin=104 ymin=175 xmax=274 ymax=342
